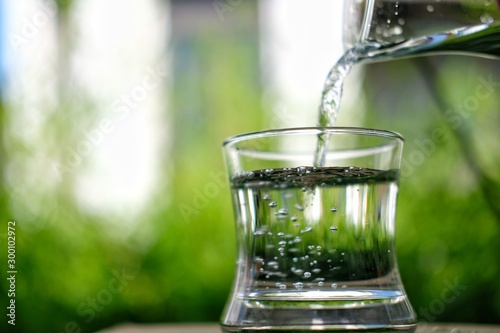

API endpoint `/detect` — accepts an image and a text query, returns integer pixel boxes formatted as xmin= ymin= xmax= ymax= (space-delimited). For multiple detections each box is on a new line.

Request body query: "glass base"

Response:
xmin=220 ymin=294 xmax=417 ymax=333
xmin=220 ymin=326 xmax=417 ymax=333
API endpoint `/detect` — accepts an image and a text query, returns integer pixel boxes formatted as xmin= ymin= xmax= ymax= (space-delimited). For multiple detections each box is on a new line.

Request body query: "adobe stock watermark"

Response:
xmin=269 ymin=104 xmax=298 ymax=129
xmin=400 ymin=74 xmax=500 ymax=178
xmin=179 ymin=170 xmax=227 ymax=222
xmin=52 ymin=62 xmax=168 ymax=179
xmin=419 ymin=277 xmax=467 ymax=322
xmin=51 ymin=266 xmax=139 ymax=333
xmin=213 ymin=0 xmax=242 ymax=21
xmin=6 ymin=220 xmax=17 ymax=327
xmin=8 ymin=0 xmax=70 ymax=52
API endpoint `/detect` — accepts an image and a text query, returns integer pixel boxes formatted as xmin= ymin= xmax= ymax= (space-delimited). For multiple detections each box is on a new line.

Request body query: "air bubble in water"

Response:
xmin=269 ymin=201 xmax=277 ymax=208
xmin=277 ymin=208 xmax=288 ymax=216
xmin=332 ymin=283 xmax=338 ymax=289
xmin=312 ymin=268 xmax=322 ymax=274
xmin=294 ymin=204 xmax=304 ymax=211
xmin=296 ymin=166 xmax=307 ymax=176
xmin=264 ymin=169 xmax=274 ymax=176
xmin=304 ymin=272 xmax=311 ymax=278
xmin=330 ymin=226 xmax=338 ymax=232
xmin=267 ymin=261 xmax=279 ymax=269
xmin=263 ymin=194 xmax=271 ymax=200
xmin=279 ymin=284 xmax=287 ymax=290
xmin=426 ymin=5 xmax=434 ymax=12
xmin=318 ymin=281 xmax=324 ymax=287
xmin=330 ymin=207 xmax=337 ymax=212
xmin=300 ymin=227 xmax=313 ymax=234
xmin=481 ymin=14 xmax=494 ymax=24
xmin=293 ymin=282 xmax=304 ymax=290
xmin=391 ymin=26 xmax=403 ymax=35
xmin=254 ymin=229 xmax=266 ymax=236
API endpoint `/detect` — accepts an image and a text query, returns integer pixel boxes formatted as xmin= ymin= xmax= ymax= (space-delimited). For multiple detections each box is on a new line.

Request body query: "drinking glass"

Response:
xmin=220 ymin=127 xmax=417 ymax=332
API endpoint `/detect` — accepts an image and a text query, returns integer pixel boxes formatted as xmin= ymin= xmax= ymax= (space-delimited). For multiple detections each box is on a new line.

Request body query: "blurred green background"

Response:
xmin=0 ymin=1 xmax=499 ymax=332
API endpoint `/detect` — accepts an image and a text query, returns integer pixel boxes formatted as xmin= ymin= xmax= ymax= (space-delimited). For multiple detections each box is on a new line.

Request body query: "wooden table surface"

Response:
xmin=100 ymin=323 xmax=500 ymax=332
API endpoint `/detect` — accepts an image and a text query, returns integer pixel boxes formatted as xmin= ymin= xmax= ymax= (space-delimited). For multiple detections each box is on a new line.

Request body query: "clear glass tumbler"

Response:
xmin=220 ymin=127 xmax=417 ymax=332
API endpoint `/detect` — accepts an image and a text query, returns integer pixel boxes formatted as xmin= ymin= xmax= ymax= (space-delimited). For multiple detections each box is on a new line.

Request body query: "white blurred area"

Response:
xmin=3 ymin=0 xmax=61 ymax=231
xmin=68 ymin=0 xmax=170 ymax=221
xmin=259 ymin=0 xmax=365 ymax=128
xmin=2 ymin=0 xmax=171 ymax=231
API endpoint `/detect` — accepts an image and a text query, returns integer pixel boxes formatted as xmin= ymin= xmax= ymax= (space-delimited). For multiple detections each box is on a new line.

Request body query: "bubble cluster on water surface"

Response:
xmin=231 ymin=166 xmax=392 ymax=188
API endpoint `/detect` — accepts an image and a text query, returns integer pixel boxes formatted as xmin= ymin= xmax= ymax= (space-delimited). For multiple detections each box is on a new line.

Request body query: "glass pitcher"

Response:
xmin=343 ymin=0 xmax=500 ymax=61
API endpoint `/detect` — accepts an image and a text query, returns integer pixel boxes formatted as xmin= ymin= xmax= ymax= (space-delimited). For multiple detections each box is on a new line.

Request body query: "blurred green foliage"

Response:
xmin=361 ymin=55 xmax=500 ymax=323
xmin=0 ymin=2 xmax=499 ymax=333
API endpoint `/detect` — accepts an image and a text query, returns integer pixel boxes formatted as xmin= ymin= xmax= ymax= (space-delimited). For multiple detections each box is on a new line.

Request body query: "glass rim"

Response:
xmin=223 ymin=127 xmax=404 ymax=147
